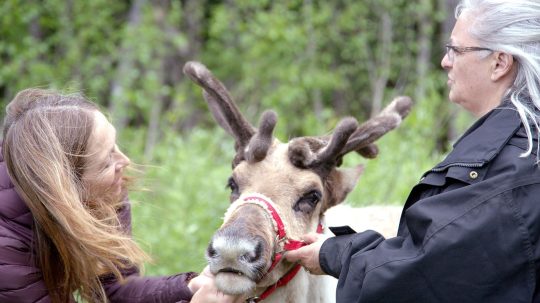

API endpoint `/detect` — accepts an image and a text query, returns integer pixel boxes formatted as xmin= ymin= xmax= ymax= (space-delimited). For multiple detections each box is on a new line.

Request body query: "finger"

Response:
xmin=284 ymin=249 xmax=301 ymax=262
xmin=284 ymin=245 xmax=313 ymax=263
xmin=300 ymin=232 xmax=320 ymax=244
xmin=188 ymin=275 xmax=204 ymax=292
xmin=201 ymin=265 xmax=214 ymax=277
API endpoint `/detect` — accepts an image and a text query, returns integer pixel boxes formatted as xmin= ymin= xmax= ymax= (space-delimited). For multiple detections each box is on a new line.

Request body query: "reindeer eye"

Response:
xmin=226 ymin=177 xmax=240 ymax=202
xmin=293 ymin=190 xmax=322 ymax=214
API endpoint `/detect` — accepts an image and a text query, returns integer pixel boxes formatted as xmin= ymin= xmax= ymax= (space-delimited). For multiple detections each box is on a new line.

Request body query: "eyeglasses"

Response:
xmin=445 ymin=44 xmax=493 ymax=62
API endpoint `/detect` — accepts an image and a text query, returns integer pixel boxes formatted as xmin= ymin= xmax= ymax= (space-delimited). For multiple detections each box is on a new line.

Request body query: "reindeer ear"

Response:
xmin=321 ymin=165 xmax=364 ymax=213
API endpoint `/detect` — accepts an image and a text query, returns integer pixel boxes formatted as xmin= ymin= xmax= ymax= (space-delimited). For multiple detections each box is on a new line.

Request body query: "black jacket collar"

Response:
xmin=433 ymin=104 xmax=522 ymax=171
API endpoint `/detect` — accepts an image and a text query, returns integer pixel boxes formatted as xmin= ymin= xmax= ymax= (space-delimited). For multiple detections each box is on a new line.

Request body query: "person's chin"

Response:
xmin=113 ymin=183 xmax=125 ymax=197
xmin=111 ymin=177 xmax=123 ymax=192
xmin=118 ymin=184 xmax=129 ymax=200
xmin=448 ymin=92 xmax=457 ymax=104
xmin=106 ymin=182 xmax=126 ymax=202
xmin=448 ymin=89 xmax=462 ymax=105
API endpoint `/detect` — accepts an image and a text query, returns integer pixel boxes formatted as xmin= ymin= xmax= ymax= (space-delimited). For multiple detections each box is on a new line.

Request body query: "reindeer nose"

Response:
xmin=241 ymin=240 xmax=263 ymax=263
xmin=207 ymin=234 xmax=266 ymax=264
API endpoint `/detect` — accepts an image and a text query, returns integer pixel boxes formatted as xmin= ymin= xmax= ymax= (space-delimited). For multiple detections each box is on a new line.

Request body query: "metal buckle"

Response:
xmin=246 ymin=296 xmax=260 ymax=303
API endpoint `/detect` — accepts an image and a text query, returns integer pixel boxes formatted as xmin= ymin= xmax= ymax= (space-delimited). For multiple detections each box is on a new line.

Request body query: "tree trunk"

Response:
xmin=108 ymin=0 xmax=144 ymax=132
xmin=172 ymin=0 xmax=206 ymax=132
xmin=303 ymin=0 xmax=323 ymax=120
xmin=369 ymin=12 xmax=392 ymax=117
xmin=144 ymin=1 xmax=167 ymax=160
xmin=414 ymin=0 xmax=433 ymax=103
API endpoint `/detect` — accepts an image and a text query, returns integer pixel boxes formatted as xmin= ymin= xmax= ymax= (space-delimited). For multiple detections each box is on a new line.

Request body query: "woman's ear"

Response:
xmin=491 ymin=52 xmax=515 ymax=82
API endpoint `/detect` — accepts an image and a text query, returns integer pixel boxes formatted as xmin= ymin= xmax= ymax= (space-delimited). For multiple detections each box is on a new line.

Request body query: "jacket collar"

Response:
xmin=433 ymin=104 xmax=522 ymax=171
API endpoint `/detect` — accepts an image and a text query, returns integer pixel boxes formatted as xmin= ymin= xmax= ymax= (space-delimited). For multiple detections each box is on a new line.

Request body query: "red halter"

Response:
xmin=239 ymin=195 xmax=324 ymax=303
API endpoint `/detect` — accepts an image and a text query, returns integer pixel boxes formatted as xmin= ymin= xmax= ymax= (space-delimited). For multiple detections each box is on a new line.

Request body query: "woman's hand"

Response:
xmin=189 ymin=266 xmax=247 ymax=303
xmin=284 ymin=233 xmax=328 ymax=275
xmin=187 ymin=266 xmax=212 ymax=294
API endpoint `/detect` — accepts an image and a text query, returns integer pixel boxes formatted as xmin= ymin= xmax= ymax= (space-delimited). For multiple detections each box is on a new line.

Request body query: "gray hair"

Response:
xmin=457 ymin=0 xmax=540 ymax=159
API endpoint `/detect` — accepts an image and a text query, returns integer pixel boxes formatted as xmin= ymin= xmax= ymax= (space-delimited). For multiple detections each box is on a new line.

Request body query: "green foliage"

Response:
xmin=1 ymin=0 xmax=458 ymax=276
xmin=127 ymin=128 xmax=234 ymax=274
xmin=0 ymin=0 xmax=126 ymax=105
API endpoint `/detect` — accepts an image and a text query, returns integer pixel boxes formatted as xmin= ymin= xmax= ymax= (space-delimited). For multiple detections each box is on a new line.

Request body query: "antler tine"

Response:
xmin=340 ymin=96 xmax=413 ymax=157
xmin=357 ymin=144 xmax=379 ymax=159
xmin=316 ymin=117 xmax=358 ymax=166
xmin=288 ymin=117 xmax=358 ymax=170
xmin=245 ymin=110 xmax=277 ymax=163
xmin=183 ymin=61 xmax=255 ymax=149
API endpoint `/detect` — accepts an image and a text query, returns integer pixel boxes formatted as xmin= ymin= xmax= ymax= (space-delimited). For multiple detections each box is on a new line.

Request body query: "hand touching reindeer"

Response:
xmin=189 ymin=266 xmax=248 ymax=303
xmin=284 ymin=233 xmax=328 ymax=275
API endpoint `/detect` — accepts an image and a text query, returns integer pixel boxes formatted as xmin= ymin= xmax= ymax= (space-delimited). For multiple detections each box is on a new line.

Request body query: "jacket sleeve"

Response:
xmin=320 ymin=230 xmax=436 ymax=303
xmin=0 ymin=226 xmax=51 ymax=303
xmin=101 ymin=201 xmax=197 ymax=303
xmin=101 ymin=268 xmax=196 ymax=303
xmin=0 ymin=224 xmax=196 ymax=303
xmin=320 ymin=185 xmax=536 ymax=303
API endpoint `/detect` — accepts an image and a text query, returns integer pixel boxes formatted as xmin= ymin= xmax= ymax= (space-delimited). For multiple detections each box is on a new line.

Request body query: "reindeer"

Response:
xmin=183 ymin=61 xmax=412 ymax=303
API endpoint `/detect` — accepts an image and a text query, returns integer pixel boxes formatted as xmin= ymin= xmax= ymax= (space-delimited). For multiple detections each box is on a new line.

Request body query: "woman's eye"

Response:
xmin=101 ymin=151 xmax=114 ymax=171
xmin=104 ymin=155 xmax=113 ymax=169
xmin=226 ymin=177 xmax=240 ymax=202
xmin=293 ymin=190 xmax=322 ymax=214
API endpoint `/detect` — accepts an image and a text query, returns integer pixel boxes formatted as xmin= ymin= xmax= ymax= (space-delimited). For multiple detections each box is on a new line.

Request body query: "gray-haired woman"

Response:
xmin=287 ymin=1 xmax=540 ymax=302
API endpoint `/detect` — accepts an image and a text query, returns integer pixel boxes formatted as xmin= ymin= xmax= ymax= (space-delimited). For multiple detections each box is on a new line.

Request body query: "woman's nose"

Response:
xmin=441 ymin=53 xmax=452 ymax=69
xmin=115 ymin=149 xmax=130 ymax=170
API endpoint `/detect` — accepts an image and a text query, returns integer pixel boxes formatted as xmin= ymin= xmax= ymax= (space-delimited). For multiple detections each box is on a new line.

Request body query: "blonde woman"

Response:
xmin=0 ymin=89 xmax=244 ymax=303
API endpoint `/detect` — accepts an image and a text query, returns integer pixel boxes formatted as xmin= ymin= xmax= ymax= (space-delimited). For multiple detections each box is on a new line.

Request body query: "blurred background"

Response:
xmin=0 ymin=0 xmax=471 ymax=276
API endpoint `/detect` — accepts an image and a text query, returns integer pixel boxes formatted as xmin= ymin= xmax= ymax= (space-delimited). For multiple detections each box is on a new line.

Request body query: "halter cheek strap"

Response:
xmin=231 ymin=194 xmax=323 ymax=302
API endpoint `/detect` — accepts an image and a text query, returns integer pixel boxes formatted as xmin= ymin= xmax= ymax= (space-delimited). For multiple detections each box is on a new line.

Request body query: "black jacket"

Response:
xmin=320 ymin=105 xmax=540 ymax=303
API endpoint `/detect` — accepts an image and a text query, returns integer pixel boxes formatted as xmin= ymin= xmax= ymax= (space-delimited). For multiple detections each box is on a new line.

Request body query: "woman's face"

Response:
xmin=440 ymin=15 xmax=497 ymax=117
xmin=82 ymin=111 xmax=130 ymax=201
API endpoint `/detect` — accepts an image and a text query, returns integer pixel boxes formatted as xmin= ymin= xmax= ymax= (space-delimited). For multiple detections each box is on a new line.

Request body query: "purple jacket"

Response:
xmin=0 ymin=152 xmax=195 ymax=303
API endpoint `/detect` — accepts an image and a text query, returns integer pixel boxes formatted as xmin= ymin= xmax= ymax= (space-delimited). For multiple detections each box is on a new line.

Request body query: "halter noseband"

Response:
xmin=227 ymin=194 xmax=323 ymax=302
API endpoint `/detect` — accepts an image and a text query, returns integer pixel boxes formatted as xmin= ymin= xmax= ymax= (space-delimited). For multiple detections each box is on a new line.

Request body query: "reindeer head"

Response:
xmin=183 ymin=61 xmax=412 ymax=297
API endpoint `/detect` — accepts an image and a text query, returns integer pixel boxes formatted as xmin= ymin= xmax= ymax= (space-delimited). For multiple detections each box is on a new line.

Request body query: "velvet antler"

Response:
xmin=289 ymin=96 xmax=413 ymax=175
xmin=245 ymin=110 xmax=277 ymax=163
xmin=340 ymin=96 xmax=412 ymax=157
xmin=183 ymin=61 xmax=276 ymax=166
xmin=289 ymin=118 xmax=358 ymax=169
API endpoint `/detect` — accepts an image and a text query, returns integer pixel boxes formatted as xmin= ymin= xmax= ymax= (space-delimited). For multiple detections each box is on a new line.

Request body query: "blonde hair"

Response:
xmin=2 ymin=88 xmax=149 ymax=302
